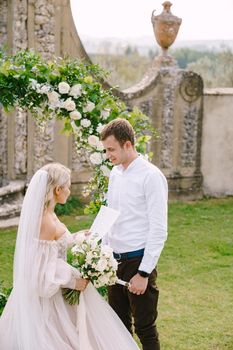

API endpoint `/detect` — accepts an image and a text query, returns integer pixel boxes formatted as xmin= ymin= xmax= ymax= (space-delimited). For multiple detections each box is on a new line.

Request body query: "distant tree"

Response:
xmin=124 ymin=45 xmax=133 ymax=56
xmin=90 ymin=47 xmax=233 ymax=89
xmin=171 ymin=47 xmax=216 ymax=68
xmin=132 ymin=46 xmax=139 ymax=56
xmin=148 ymin=48 xmax=156 ymax=59
xmin=188 ymin=49 xmax=233 ymax=87
xmin=90 ymin=53 xmax=151 ymax=90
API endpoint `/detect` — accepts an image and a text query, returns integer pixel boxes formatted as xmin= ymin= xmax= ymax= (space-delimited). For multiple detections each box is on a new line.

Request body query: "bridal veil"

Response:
xmin=0 ymin=169 xmax=139 ymax=350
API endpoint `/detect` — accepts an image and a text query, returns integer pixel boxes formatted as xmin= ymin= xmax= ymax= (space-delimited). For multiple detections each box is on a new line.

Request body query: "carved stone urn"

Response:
xmin=151 ymin=1 xmax=182 ymax=66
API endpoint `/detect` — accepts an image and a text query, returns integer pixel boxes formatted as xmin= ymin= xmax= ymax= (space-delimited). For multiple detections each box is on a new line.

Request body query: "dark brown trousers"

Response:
xmin=108 ymin=257 xmax=160 ymax=350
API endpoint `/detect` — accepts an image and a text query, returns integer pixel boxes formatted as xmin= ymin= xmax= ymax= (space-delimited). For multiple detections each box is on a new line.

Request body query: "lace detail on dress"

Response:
xmin=57 ymin=231 xmax=70 ymax=259
xmin=38 ymin=230 xmax=74 ymax=260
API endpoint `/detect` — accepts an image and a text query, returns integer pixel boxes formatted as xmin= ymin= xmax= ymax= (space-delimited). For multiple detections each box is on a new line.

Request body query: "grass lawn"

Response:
xmin=0 ymin=197 xmax=233 ymax=349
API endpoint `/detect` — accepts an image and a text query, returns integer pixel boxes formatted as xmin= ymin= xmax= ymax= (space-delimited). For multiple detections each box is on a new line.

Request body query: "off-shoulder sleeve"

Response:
xmin=37 ymin=240 xmax=77 ymax=298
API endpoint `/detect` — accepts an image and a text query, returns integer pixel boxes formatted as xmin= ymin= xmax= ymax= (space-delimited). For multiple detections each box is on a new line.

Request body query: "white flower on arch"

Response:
xmin=90 ymin=152 xmax=103 ymax=165
xmin=58 ymin=82 xmax=70 ymax=94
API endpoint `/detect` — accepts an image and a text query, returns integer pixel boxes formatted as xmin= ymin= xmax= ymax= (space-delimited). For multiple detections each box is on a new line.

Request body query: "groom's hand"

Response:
xmin=129 ymin=274 xmax=148 ymax=295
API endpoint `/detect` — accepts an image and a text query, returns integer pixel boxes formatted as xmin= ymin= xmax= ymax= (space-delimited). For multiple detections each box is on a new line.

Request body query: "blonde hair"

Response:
xmin=40 ymin=163 xmax=71 ymax=208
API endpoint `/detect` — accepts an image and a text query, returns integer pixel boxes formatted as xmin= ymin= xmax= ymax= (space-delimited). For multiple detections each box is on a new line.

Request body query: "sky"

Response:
xmin=70 ymin=0 xmax=233 ymax=41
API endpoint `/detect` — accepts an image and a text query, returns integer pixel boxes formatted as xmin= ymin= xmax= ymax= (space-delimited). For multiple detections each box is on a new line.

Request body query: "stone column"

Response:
xmin=0 ymin=0 xmax=28 ymax=183
xmin=0 ymin=0 xmax=79 ymax=189
xmin=0 ymin=0 xmax=8 ymax=186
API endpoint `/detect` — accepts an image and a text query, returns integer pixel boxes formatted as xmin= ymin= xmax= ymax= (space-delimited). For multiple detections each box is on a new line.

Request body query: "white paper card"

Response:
xmin=90 ymin=205 xmax=120 ymax=239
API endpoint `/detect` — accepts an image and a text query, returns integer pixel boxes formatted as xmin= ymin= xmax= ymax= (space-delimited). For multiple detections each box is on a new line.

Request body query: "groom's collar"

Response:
xmin=117 ymin=154 xmax=142 ymax=173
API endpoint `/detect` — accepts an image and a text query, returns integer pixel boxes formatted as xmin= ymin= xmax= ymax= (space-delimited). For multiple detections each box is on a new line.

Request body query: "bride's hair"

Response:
xmin=41 ymin=162 xmax=71 ymax=208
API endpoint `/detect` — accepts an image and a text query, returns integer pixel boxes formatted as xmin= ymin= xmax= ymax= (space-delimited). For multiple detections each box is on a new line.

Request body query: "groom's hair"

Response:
xmin=100 ymin=118 xmax=135 ymax=146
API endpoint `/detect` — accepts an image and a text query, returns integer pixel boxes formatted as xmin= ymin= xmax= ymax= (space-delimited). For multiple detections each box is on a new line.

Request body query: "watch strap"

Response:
xmin=138 ymin=270 xmax=150 ymax=278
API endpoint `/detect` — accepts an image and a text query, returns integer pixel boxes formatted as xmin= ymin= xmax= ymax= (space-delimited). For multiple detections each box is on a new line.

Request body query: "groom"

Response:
xmin=100 ymin=118 xmax=168 ymax=350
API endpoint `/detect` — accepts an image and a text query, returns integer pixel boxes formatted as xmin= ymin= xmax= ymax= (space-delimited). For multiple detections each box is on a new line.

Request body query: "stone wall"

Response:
xmin=12 ymin=0 xmax=28 ymax=53
xmin=1 ymin=0 xmax=233 ymax=203
xmin=201 ymin=88 xmax=233 ymax=196
xmin=34 ymin=0 xmax=55 ymax=58
xmin=0 ymin=0 xmax=72 ymax=182
xmin=0 ymin=109 xmax=8 ymax=185
xmin=0 ymin=0 xmax=7 ymax=44
xmin=0 ymin=0 xmax=205 ymax=201
xmin=28 ymin=0 xmax=57 ymax=174
xmin=120 ymin=67 xmax=204 ymax=200
xmin=0 ymin=0 xmax=8 ymax=185
xmin=12 ymin=0 xmax=28 ymax=176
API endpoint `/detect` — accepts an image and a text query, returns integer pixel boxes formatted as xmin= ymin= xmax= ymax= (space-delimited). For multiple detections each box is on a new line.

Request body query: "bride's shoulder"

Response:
xmin=40 ymin=213 xmax=57 ymax=241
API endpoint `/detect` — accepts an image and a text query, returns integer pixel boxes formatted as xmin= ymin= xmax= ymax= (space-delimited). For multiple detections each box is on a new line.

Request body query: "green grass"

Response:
xmin=0 ymin=198 xmax=233 ymax=349
xmin=158 ymin=197 xmax=233 ymax=349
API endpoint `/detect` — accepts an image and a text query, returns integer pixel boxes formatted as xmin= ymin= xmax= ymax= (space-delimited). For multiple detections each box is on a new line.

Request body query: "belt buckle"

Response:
xmin=115 ymin=253 xmax=122 ymax=261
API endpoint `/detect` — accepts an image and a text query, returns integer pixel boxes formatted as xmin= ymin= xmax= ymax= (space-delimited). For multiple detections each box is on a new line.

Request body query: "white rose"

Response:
xmin=110 ymin=258 xmax=118 ymax=270
xmin=58 ymin=82 xmax=70 ymax=94
xmin=89 ymin=239 xmax=98 ymax=250
xmin=100 ymin=165 xmax=111 ymax=177
xmin=96 ymin=141 xmax=104 ymax=151
xmin=101 ymin=109 xmax=110 ymax=120
xmin=99 ymin=274 xmax=110 ymax=285
xmin=90 ymin=152 xmax=102 ymax=165
xmin=63 ymin=97 xmax=76 ymax=111
xmin=47 ymin=91 xmax=60 ymax=105
xmin=85 ymin=251 xmax=95 ymax=264
xmin=81 ymin=118 xmax=91 ymax=128
xmin=83 ymin=101 xmax=95 ymax=113
xmin=70 ymin=110 xmax=82 ymax=120
xmin=96 ymin=124 xmax=105 ymax=134
xmin=101 ymin=245 xmax=113 ymax=257
xmin=70 ymin=84 xmax=82 ymax=98
xmin=96 ymin=259 xmax=108 ymax=273
xmin=39 ymin=84 xmax=50 ymax=94
xmin=74 ymin=233 xmax=86 ymax=246
xmin=88 ymin=135 xmax=100 ymax=147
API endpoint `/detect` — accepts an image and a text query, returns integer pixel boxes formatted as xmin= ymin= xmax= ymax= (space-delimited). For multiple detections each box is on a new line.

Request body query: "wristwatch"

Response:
xmin=138 ymin=270 xmax=150 ymax=278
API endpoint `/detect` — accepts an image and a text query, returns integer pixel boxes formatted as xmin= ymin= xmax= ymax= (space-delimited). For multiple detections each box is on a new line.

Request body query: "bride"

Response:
xmin=0 ymin=163 xmax=140 ymax=350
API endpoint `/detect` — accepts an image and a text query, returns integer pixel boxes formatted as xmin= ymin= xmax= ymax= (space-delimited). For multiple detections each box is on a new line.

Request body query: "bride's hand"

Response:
xmin=75 ymin=278 xmax=89 ymax=291
xmin=74 ymin=229 xmax=91 ymax=237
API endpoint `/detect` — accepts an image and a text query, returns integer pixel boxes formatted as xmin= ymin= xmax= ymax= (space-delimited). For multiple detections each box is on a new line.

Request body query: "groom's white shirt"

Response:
xmin=107 ymin=155 xmax=168 ymax=274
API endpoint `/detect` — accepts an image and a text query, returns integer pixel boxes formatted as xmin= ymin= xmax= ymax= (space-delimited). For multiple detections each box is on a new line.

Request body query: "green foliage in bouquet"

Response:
xmin=0 ymin=49 xmax=157 ymax=213
xmin=63 ymin=234 xmax=118 ymax=304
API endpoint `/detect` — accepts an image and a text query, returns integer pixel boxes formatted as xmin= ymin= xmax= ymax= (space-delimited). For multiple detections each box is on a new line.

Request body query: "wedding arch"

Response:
xmin=0 ymin=49 xmax=155 ymax=213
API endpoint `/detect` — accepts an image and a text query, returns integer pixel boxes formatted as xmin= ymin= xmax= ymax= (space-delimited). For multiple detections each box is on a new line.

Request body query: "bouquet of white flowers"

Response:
xmin=62 ymin=233 xmax=118 ymax=304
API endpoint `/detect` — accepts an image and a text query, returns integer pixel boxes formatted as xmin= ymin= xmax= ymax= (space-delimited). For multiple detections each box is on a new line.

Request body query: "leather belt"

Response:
xmin=113 ymin=248 xmax=145 ymax=261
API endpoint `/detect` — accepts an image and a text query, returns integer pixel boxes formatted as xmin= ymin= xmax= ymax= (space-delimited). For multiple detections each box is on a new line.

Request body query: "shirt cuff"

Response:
xmin=138 ymin=254 xmax=159 ymax=274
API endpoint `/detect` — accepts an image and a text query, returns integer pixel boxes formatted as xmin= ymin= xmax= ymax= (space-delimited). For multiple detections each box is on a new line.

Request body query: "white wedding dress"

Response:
xmin=0 ymin=170 xmax=140 ymax=350
xmin=0 ymin=229 xmax=140 ymax=350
